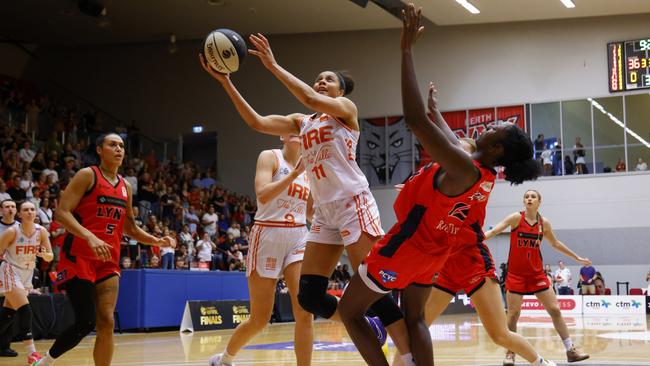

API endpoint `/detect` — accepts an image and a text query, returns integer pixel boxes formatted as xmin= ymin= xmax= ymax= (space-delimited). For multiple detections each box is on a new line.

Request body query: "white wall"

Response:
xmin=23 ymin=13 xmax=650 ymax=195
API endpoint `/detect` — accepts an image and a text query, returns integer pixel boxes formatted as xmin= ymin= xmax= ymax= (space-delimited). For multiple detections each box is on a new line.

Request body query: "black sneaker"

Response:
xmin=0 ymin=348 xmax=18 ymax=357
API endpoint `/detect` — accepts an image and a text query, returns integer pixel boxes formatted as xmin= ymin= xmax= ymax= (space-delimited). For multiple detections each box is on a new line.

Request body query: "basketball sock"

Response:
xmin=220 ymin=350 xmax=235 ymax=364
xmin=531 ymin=355 xmax=545 ymax=366
xmin=400 ymin=352 xmax=416 ymax=366
xmin=25 ymin=342 xmax=36 ymax=353
xmin=562 ymin=337 xmax=573 ymax=351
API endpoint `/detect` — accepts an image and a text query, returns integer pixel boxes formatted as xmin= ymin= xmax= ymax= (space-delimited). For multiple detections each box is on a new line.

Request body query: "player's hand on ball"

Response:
xmin=199 ymin=54 xmax=229 ymax=83
xmin=88 ymin=235 xmax=113 ymax=261
xmin=401 ymin=3 xmax=424 ymax=50
xmin=248 ymin=33 xmax=277 ymax=69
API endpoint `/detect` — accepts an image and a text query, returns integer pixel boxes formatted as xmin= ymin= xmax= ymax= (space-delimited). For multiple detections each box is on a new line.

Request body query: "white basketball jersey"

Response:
xmin=255 ymin=150 xmax=309 ymax=226
xmin=299 ymin=113 xmax=369 ymax=206
xmin=4 ymin=223 xmax=43 ymax=270
xmin=0 ymin=220 xmax=18 ymax=260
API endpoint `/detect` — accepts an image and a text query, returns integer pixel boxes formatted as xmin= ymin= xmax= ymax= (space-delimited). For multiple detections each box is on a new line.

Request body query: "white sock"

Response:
xmin=26 ymin=343 xmax=36 ymax=353
xmin=531 ymin=355 xmax=545 ymax=366
xmin=39 ymin=352 xmax=56 ymax=365
xmin=562 ymin=337 xmax=573 ymax=351
xmin=400 ymin=352 xmax=416 ymax=366
xmin=220 ymin=350 xmax=235 ymax=365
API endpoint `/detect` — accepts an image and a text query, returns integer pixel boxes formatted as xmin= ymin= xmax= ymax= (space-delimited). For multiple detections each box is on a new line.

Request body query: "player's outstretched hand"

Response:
xmin=577 ymin=257 xmax=591 ymax=266
xmin=160 ymin=236 xmax=177 ymax=248
xmin=428 ymin=82 xmax=439 ymax=112
xmin=199 ymin=54 xmax=229 ymax=83
xmin=401 ymin=3 xmax=424 ymax=50
xmin=249 ymin=33 xmax=277 ymax=70
xmin=88 ymin=235 xmax=113 ymax=261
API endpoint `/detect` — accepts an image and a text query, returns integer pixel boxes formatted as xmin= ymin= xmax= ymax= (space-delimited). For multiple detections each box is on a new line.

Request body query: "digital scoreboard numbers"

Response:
xmin=608 ymin=38 xmax=650 ymax=92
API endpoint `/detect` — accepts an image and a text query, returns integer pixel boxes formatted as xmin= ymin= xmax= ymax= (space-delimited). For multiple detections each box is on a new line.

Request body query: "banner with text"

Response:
xmin=180 ymin=300 xmax=250 ymax=332
xmin=520 ymin=295 xmax=583 ymax=315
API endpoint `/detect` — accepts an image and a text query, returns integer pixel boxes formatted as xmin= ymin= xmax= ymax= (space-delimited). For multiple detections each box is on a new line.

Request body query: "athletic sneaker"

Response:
xmin=541 ymin=359 xmax=557 ymax=366
xmin=365 ymin=316 xmax=387 ymax=347
xmin=27 ymin=352 xmax=42 ymax=364
xmin=208 ymin=353 xmax=234 ymax=366
xmin=502 ymin=351 xmax=515 ymax=365
xmin=566 ymin=346 xmax=589 ymax=362
xmin=0 ymin=347 xmax=17 ymax=357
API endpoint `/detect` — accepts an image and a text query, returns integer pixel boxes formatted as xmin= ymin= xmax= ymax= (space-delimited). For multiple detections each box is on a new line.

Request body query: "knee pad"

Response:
xmin=298 ymin=274 xmax=337 ymax=319
xmin=369 ymin=294 xmax=403 ymax=327
xmin=16 ymin=304 xmax=33 ymax=340
xmin=0 ymin=307 xmax=16 ymax=334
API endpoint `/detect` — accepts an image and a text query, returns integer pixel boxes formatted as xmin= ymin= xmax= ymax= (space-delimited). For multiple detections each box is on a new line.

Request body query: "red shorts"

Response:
xmin=505 ymin=271 xmax=551 ymax=295
xmin=434 ymin=242 xmax=497 ymax=297
xmin=57 ymin=251 xmax=121 ymax=287
xmin=361 ymin=240 xmax=450 ymax=292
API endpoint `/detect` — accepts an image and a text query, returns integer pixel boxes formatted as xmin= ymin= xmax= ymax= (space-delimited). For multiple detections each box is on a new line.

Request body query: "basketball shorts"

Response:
xmin=306 ymin=190 xmax=384 ymax=246
xmin=246 ymin=224 xmax=308 ymax=279
xmin=57 ymin=251 xmax=121 ymax=287
xmin=359 ymin=239 xmax=451 ymax=294
xmin=505 ymin=271 xmax=551 ymax=295
xmin=0 ymin=262 xmax=34 ymax=293
xmin=433 ymin=242 xmax=497 ymax=297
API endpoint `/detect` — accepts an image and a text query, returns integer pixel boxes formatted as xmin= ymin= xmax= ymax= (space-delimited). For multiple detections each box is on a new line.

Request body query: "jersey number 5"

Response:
xmin=106 ymin=224 xmax=116 ymax=235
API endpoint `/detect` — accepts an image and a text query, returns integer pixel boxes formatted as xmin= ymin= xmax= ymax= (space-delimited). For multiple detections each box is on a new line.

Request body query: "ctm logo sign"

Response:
xmin=521 ymin=299 xmax=577 ymax=311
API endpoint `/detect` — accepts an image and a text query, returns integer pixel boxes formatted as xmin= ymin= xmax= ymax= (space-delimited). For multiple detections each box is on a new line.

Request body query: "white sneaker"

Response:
xmin=541 ymin=359 xmax=557 ymax=366
xmin=502 ymin=351 xmax=515 ymax=366
xmin=209 ymin=353 xmax=235 ymax=366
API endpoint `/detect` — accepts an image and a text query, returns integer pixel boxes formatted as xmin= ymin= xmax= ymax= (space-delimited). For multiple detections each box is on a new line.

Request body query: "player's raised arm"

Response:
xmin=484 ymin=212 xmax=521 ymax=240
xmin=542 ymin=219 xmax=590 ymax=265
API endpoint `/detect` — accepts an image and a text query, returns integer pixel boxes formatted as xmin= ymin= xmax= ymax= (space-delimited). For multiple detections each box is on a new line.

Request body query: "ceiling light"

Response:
xmin=455 ymin=0 xmax=480 ymax=14
xmin=560 ymin=0 xmax=576 ymax=8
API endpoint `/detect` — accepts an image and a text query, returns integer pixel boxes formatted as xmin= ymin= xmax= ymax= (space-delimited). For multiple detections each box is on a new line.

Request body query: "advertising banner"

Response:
xmin=180 ymin=300 xmax=250 ymax=332
xmin=520 ymin=295 xmax=583 ymax=315
xmin=582 ymin=296 xmax=646 ymax=315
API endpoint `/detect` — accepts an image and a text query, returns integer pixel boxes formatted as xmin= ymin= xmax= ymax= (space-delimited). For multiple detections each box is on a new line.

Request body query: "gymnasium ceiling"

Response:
xmin=1 ymin=0 xmax=650 ymax=46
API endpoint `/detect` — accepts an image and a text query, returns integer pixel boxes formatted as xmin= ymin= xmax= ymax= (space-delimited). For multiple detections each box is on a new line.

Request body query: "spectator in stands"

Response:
xmin=564 ymin=156 xmax=574 ymax=175
xmin=552 ymin=139 xmax=563 ymax=176
xmin=579 ymin=264 xmax=597 ymax=295
xmin=178 ymin=224 xmax=194 ymax=260
xmin=42 ymin=160 xmax=58 ymax=183
xmin=540 ymin=148 xmax=553 ymax=176
xmin=573 ymin=137 xmax=587 ymax=174
xmin=29 ymin=152 xmax=46 ymax=177
xmin=202 ymin=205 xmax=218 ymax=240
xmin=534 ymin=134 xmax=545 ymax=160
xmin=217 ymin=213 xmax=229 ymax=236
xmin=120 ymin=257 xmax=132 ymax=270
xmin=594 ymin=276 xmax=606 ymax=296
xmin=18 ymin=141 xmax=35 ymax=163
xmin=544 ymin=264 xmax=554 ymax=292
xmin=227 ymin=222 xmax=241 ymax=239
xmin=37 ymin=197 xmax=52 ymax=229
xmin=7 ymin=175 xmax=25 ymax=200
xmin=58 ymin=158 xmax=76 ymax=188
xmin=635 ymin=158 xmax=647 ymax=171
xmin=554 ymin=260 xmax=572 ymax=295
xmin=184 ymin=206 xmax=200 ymax=236
xmin=160 ymin=227 xmax=175 ymax=270
xmin=0 ymin=181 xmax=11 ymax=202
xmin=175 ymin=256 xmax=188 ymax=270
xmin=124 ymin=168 xmax=138 ymax=196
xmin=149 ymin=255 xmax=160 ymax=269
xmin=615 ymin=158 xmax=626 ymax=172
xmin=196 ymin=232 xmax=216 ymax=267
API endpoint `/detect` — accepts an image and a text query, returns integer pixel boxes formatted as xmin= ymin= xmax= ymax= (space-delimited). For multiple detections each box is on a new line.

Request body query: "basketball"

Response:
xmin=202 ymin=29 xmax=247 ymax=74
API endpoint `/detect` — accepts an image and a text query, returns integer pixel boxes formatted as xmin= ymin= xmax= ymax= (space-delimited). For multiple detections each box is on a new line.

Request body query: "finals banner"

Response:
xmin=180 ymin=300 xmax=250 ymax=332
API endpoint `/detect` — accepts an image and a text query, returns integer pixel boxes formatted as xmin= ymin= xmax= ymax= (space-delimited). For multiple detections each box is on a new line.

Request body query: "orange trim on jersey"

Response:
xmin=331 ymin=115 xmax=354 ymax=132
xmin=253 ymin=220 xmax=306 ymax=228
xmin=363 ymin=195 xmax=382 ymax=236
xmin=271 ymin=150 xmax=280 ymax=177
xmin=353 ymin=195 xmax=367 ymax=233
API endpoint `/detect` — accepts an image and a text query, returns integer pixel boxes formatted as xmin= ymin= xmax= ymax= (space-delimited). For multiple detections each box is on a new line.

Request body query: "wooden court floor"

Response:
xmin=5 ymin=314 xmax=649 ymax=365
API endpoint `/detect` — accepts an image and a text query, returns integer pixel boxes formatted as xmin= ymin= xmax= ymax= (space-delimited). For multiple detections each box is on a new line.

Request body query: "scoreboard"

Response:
xmin=607 ymin=38 xmax=650 ymax=92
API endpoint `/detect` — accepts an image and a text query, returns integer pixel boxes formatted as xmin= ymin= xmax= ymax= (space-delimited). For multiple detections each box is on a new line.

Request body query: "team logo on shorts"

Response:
xmin=536 ymin=281 xmax=548 ymax=287
xmin=265 ymin=257 xmax=277 ymax=271
xmin=378 ymin=269 xmax=398 ymax=284
xmin=341 ymin=229 xmax=351 ymax=237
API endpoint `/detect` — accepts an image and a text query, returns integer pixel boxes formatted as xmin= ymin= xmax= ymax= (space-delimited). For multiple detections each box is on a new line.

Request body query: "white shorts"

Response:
xmin=0 ymin=261 xmax=34 ymax=294
xmin=246 ymin=224 xmax=307 ymax=279
xmin=306 ymin=190 xmax=384 ymax=247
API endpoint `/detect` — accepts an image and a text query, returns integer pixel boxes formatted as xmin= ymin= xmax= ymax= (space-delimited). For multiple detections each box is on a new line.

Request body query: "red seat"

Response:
xmin=629 ymin=288 xmax=643 ymax=295
xmin=604 ymin=288 xmax=611 ymax=295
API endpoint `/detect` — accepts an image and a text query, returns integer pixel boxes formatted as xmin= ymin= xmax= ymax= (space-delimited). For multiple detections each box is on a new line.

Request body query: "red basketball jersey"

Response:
xmin=382 ymin=160 xmax=496 ymax=259
xmin=507 ymin=212 xmax=544 ymax=275
xmin=62 ymin=166 xmax=128 ymax=262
